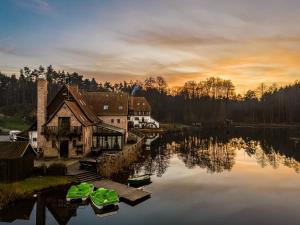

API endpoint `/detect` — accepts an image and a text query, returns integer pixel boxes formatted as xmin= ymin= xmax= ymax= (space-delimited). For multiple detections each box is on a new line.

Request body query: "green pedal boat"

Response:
xmin=90 ymin=188 xmax=119 ymax=209
xmin=66 ymin=182 xmax=94 ymax=202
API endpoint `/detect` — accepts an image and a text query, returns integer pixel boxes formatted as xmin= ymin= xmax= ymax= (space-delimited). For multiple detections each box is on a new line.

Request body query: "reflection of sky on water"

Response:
xmin=141 ymin=151 xmax=300 ymax=225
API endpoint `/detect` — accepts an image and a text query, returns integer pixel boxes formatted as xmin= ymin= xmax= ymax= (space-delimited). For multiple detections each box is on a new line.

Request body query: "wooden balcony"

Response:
xmin=42 ymin=126 xmax=82 ymax=137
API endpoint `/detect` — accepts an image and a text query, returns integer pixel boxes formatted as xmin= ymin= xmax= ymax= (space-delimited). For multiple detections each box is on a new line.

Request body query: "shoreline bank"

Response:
xmin=232 ymin=122 xmax=300 ymax=129
xmin=140 ymin=123 xmax=300 ymax=132
xmin=139 ymin=123 xmax=198 ymax=133
xmin=0 ymin=176 xmax=74 ymax=210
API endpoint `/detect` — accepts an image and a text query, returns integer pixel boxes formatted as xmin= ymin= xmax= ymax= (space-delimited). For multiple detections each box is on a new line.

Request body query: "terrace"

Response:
xmin=42 ymin=126 xmax=82 ymax=137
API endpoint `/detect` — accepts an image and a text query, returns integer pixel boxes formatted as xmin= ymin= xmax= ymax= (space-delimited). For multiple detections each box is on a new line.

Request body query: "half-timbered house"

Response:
xmin=36 ymin=76 xmax=126 ymax=158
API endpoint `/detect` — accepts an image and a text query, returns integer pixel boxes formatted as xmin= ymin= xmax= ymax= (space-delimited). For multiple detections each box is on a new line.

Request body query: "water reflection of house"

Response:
xmin=144 ymin=133 xmax=160 ymax=150
xmin=0 ymin=198 xmax=35 ymax=223
xmin=37 ymin=195 xmax=78 ymax=225
xmin=33 ymin=75 xmax=127 ymax=158
xmin=35 ymin=186 xmax=83 ymax=225
xmin=0 ymin=191 xmax=78 ymax=225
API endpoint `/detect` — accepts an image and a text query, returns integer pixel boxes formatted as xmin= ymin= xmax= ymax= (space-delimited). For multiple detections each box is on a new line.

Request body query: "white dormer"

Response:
xmin=79 ymin=99 xmax=86 ymax=105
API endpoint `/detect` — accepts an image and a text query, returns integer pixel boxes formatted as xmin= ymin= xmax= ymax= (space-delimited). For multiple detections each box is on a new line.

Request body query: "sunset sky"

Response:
xmin=1 ymin=0 xmax=300 ymax=93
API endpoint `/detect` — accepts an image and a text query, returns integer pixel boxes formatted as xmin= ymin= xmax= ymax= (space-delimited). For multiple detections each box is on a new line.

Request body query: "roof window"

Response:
xmin=79 ymin=99 xmax=86 ymax=105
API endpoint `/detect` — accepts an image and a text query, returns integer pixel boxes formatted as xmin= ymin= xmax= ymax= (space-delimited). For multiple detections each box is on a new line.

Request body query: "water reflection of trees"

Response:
xmin=234 ymin=138 xmax=300 ymax=173
xmin=133 ymin=128 xmax=300 ymax=177
xmin=111 ymin=140 xmax=172 ymax=181
xmin=175 ymin=136 xmax=236 ymax=173
xmin=137 ymin=141 xmax=172 ymax=177
xmin=229 ymin=128 xmax=300 ymax=173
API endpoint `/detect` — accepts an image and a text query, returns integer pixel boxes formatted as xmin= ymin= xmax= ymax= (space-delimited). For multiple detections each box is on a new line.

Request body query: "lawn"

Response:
xmin=160 ymin=123 xmax=190 ymax=129
xmin=0 ymin=176 xmax=73 ymax=209
xmin=0 ymin=116 xmax=29 ymax=131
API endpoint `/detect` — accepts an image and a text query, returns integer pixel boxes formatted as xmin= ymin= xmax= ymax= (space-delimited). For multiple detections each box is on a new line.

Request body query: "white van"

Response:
xmin=9 ymin=130 xmax=21 ymax=141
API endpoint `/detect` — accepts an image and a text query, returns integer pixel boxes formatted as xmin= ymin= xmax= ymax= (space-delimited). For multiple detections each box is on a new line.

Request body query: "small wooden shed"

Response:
xmin=0 ymin=142 xmax=37 ymax=182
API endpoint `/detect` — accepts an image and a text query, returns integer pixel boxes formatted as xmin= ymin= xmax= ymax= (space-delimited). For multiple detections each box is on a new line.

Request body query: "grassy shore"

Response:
xmin=0 ymin=115 xmax=29 ymax=132
xmin=160 ymin=123 xmax=190 ymax=130
xmin=0 ymin=176 xmax=73 ymax=209
xmin=139 ymin=123 xmax=193 ymax=133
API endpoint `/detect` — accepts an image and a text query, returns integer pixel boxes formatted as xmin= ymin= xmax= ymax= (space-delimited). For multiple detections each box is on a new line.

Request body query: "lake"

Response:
xmin=1 ymin=128 xmax=300 ymax=225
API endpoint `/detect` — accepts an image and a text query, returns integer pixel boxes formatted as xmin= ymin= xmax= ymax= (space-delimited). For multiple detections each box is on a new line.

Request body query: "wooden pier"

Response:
xmin=92 ymin=179 xmax=151 ymax=205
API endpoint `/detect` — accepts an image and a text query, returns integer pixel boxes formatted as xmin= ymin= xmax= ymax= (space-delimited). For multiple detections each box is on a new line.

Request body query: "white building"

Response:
xmin=28 ymin=130 xmax=38 ymax=150
xmin=18 ymin=123 xmax=38 ymax=150
xmin=128 ymin=97 xmax=159 ymax=129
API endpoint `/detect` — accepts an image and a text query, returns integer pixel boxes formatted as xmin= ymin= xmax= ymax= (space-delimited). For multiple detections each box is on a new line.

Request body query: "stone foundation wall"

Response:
xmin=96 ymin=136 xmax=145 ymax=177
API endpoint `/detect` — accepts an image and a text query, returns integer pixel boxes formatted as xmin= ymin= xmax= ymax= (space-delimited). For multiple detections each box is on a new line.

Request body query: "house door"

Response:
xmin=60 ymin=141 xmax=69 ymax=158
xmin=58 ymin=117 xmax=70 ymax=135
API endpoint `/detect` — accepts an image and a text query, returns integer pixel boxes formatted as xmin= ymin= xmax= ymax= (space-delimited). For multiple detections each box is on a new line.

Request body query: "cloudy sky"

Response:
xmin=1 ymin=0 xmax=300 ymax=93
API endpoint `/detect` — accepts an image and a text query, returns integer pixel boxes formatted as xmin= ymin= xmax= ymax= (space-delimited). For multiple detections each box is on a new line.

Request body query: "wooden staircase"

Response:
xmin=75 ymin=170 xmax=101 ymax=182
xmin=67 ymin=161 xmax=101 ymax=182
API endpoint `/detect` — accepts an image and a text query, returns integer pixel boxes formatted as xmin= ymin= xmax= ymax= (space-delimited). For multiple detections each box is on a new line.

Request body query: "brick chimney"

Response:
xmin=37 ymin=73 xmax=48 ymax=155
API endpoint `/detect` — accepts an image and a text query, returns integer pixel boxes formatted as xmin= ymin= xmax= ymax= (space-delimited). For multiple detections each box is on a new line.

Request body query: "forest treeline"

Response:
xmin=0 ymin=65 xmax=300 ymax=125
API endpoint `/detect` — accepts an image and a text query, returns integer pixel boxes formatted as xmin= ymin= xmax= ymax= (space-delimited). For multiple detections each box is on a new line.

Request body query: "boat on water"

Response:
xmin=90 ymin=188 xmax=119 ymax=210
xmin=128 ymin=174 xmax=151 ymax=187
xmin=66 ymin=182 xmax=94 ymax=202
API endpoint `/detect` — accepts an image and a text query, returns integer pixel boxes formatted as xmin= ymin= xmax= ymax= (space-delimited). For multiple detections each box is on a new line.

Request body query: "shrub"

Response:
xmin=33 ymin=163 xmax=47 ymax=175
xmin=47 ymin=163 xmax=67 ymax=176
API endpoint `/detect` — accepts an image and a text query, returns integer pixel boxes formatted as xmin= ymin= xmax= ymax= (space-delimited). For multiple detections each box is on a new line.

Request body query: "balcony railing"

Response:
xmin=42 ymin=126 xmax=82 ymax=137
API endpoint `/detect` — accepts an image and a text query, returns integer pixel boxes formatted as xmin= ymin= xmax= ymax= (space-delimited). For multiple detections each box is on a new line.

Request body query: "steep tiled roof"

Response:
xmin=67 ymin=85 xmax=101 ymax=123
xmin=83 ymin=92 xmax=129 ymax=116
xmin=129 ymin=96 xmax=151 ymax=113
xmin=98 ymin=123 xmax=126 ymax=134
xmin=65 ymin=101 xmax=93 ymax=126
xmin=0 ymin=142 xmax=36 ymax=159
